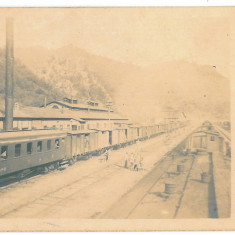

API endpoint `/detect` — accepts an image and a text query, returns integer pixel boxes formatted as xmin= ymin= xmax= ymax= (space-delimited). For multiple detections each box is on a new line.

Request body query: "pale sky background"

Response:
xmin=0 ymin=7 xmax=232 ymax=78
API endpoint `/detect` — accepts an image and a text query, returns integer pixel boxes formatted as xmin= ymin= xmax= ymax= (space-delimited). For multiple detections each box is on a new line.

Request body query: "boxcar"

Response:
xmin=66 ymin=130 xmax=99 ymax=161
xmin=0 ymin=130 xmax=67 ymax=177
xmin=111 ymin=129 xmax=119 ymax=146
xmin=117 ymin=128 xmax=127 ymax=145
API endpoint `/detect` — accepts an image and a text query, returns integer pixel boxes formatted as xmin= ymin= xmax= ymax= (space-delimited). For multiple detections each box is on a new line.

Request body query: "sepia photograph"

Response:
xmin=0 ymin=5 xmax=233 ymax=231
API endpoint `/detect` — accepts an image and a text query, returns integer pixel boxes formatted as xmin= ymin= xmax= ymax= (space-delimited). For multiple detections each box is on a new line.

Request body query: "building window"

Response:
xmin=87 ymin=124 xmax=90 ymax=129
xmin=15 ymin=144 xmax=21 ymax=157
xmin=77 ymin=126 xmax=81 ymax=130
xmin=27 ymin=142 xmax=33 ymax=154
xmin=210 ymin=136 xmax=215 ymax=141
xmin=72 ymin=125 xmax=77 ymax=130
xmin=52 ymin=105 xmax=59 ymax=109
xmin=37 ymin=141 xmax=42 ymax=152
xmin=55 ymin=139 xmax=60 ymax=149
xmin=0 ymin=146 xmax=8 ymax=160
xmin=47 ymin=140 xmax=51 ymax=150
xmin=81 ymin=125 xmax=84 ymax=130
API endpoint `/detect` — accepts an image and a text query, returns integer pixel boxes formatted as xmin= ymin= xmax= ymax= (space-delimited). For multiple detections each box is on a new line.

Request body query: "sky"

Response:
xmin=0 ymin=7 xmax=233 ymax=78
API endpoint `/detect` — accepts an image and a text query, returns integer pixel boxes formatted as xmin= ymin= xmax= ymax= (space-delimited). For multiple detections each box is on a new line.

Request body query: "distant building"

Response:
xmin=162 ymin=107 xmax=187 ymax=123
xmin=0 ymin=106 xmax=85 ymax=131
xmin=0 ymin=100 xmax=129 ymax=131
xmin=44 ymin=98 xmax=128 ymax=130
xmin=45 ymin=98 xmax=113 ymax=113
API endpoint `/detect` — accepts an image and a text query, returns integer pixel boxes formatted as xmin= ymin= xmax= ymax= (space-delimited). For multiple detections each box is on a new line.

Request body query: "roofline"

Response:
xmin=81 ymin=118 xmax=128 ymax=121
xmin=0 ymin=116 xmax=127 ymax=122
xmin=45 ymin=101 xmax=114 ymax=112
xmin=194 ymin=130 xmax=219 ymax=136
xmin=0 ymin=117 xmax=86 ymax=123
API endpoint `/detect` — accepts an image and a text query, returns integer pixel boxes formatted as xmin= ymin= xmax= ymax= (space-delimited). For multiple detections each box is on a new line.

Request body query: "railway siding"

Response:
xmin=212 ymin=151 xmax=231 ymax=218
xmin=176 ymin=153 xmax=212 ymax=218
xmin=127 ymin=154 xmax=195 ymax=219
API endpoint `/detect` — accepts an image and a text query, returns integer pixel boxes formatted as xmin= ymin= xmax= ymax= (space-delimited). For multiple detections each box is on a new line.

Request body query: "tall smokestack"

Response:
xmin=4 ymin=18 xmax=14 ymax=131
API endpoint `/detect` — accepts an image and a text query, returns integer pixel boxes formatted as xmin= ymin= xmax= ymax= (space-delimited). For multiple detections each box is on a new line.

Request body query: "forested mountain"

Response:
xmin=15 ymin=46 xmax=230 ymax=122
xmin=0 ymin=45 xmax=230 ymax=122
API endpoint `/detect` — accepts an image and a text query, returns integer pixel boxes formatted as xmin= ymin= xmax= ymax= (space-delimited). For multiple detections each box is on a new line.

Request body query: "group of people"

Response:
xmin=124 ymin=147 xmax=143 ymax=171
xmin=100 ymin=144 xmax=144 ymax=171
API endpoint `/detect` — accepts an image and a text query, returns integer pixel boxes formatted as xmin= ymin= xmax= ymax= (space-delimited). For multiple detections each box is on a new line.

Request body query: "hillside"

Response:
xmin=0 ymin=49 xmax=66 ymax=108
xmin=15 ymin=46 xmax=230 ymax=122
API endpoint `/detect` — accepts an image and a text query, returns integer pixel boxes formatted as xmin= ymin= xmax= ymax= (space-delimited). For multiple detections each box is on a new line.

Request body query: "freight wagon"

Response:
xmin=0 ymin=121 xmax=187 ymax=179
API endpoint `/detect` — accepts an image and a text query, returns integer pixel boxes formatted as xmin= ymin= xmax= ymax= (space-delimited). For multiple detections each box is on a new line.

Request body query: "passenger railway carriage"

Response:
xmin=0 ymin=121 xmax=186 ymax=178
xmin=0 ymin=130 xmax=67 ymax=177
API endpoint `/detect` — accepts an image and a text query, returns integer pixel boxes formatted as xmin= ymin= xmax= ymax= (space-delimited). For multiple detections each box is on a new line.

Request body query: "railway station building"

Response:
xmin=44 ymin=98 xmax=129 ymax=130
xmin=0 ymin=100 xmax=129 ymax=132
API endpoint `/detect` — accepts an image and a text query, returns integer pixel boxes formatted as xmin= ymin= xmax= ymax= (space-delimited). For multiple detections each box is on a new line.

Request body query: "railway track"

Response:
xmin=173 ymin=154 xmax=195 ymax=218
xmin=0 ymin=169 xmax=51 ymax=192
xmin=0 ymin=159 xmax=124 ymax=218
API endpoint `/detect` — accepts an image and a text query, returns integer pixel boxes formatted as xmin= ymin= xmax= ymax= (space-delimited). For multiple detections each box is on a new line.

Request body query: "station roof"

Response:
xmin=193 ymin=130 xmax=220 ymax=136
xmin=0 ymin=106 xmax=128 ymax=122
xmin=0 ymin=107 xmax=85 ymax=123
xmin=46 ymin=100 xmax=113 ymax=112
xmin=0 ymin=129 xmax=67 ymax=142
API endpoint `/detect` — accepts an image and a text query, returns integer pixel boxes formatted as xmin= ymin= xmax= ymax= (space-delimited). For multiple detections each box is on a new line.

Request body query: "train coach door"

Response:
xmin=85 ymin=134 xmax=90 ymax=152
xmin=72 ymin=135 xmax=77 ymax=157
xmin=109 ymin=131 xmax=112 ymax=145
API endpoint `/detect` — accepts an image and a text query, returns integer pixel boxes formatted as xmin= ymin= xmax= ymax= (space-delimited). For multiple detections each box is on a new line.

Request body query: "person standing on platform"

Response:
xmin=105 ymin=150 xmax=109 ymax=161
xmin=124 ymin=151 xmax=129 ymax=168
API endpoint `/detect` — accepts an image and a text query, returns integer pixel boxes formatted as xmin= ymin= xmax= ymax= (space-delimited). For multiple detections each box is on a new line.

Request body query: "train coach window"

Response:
xmin=37 ymin=141 xmax=42 ymax=152
xmin=55 ymin=139 xmax=60 ymax=149
xmin=27 ymin=142 xmax=33 ymax=154
xmin=0 ymin=146 xmax=8 ymax=160
xmin=47 ymin=140 xmax=51 ymax=150
xmin=15 ymin=144 xmax=21 ymax=157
